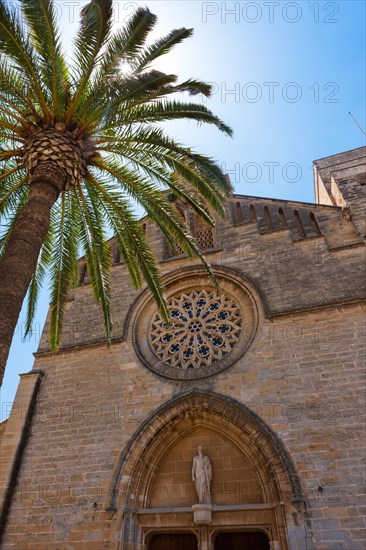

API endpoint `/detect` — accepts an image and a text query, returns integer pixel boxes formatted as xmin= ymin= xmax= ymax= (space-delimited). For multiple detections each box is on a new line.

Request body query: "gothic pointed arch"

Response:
xmin=106 ymin=390 xmax=306 ymax=549
xmin=106 ymin=388 xmax=304 ymax=506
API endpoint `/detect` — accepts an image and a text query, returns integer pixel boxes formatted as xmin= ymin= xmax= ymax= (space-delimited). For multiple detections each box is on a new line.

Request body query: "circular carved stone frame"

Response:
xmin=132 ymin=266 xmax=259 ymax=380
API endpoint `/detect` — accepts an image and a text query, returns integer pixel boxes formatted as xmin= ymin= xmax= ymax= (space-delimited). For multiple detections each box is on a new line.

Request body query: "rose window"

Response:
xmin=149 ymin=289 xmax=242 ymax=370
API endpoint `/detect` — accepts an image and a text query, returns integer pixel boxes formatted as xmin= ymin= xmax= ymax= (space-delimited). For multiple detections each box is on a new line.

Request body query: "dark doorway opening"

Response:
xmin=215 ymin=531 xmax=270 ymax=550
xmin=149 ymin=533 xmax=198 ymax=550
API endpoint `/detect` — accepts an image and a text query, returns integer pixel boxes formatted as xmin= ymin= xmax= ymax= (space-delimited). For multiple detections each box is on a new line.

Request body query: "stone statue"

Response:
xmin=192 ymin=446 xmax=212 ymax=504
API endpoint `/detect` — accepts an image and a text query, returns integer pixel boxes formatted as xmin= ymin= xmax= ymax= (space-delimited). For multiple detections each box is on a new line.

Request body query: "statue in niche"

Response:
xmin=192 ymin=446 xmax=212 ymax=504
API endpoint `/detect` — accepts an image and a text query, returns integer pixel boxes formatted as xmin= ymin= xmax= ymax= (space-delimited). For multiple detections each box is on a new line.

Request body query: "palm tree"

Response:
xmin=0 ymin=0 xmax=232 ymax=387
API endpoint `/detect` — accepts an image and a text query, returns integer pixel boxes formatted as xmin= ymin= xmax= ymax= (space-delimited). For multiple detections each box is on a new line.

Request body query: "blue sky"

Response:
xmin=1 ymin=0 xmax=365 ymax=414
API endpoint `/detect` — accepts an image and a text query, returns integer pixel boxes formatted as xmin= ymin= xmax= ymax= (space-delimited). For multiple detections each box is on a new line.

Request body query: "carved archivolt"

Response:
xmin=107 ymin=390 xmax=305 ymax=550
xmin=106 ymin=390 xmax=304 ymax=513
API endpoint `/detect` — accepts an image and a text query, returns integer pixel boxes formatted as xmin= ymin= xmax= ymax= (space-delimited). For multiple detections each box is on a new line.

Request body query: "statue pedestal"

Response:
xmin=192 ymin=504 xmax=212 ymax=525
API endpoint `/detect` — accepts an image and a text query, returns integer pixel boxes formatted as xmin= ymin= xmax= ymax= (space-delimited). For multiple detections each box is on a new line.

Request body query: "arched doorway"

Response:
xmin=215 ymin=531 xmax=270 ymax=550
xmin=107 ymin=390 xmax=306 ymax=550
xmin=149 ymin=533 xmax=198 ymax=550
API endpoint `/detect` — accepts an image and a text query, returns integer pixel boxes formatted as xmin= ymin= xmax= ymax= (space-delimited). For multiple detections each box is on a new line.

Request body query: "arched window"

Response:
xmin=263 ymin=206 xmax=273 ymax=230
xmin=165 ymin=209 xmax=215 ymax=258
xmin=235 ymin=201 xmax=244 ymax=224
xmin=195 ymin=214 xmax=215 ymax=250
xmin=278 ymin=207 xmax=288 ymax=228
xmin=249 ymin=204 xmax=257 ymax=222
xmin=78 ymin=263 xmax=87 ymax=284
xmin=113 ymin=245 xmax=121 ymax=264
xmin=309 ymin=211 xmax=321 ymax=235
xmin=293 ymin=209 xmax=306 ymax=238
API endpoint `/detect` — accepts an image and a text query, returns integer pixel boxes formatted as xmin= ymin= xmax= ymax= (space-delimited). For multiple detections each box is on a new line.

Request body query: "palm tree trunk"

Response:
xmin=0 ymin=169 xmax=63 ymax=387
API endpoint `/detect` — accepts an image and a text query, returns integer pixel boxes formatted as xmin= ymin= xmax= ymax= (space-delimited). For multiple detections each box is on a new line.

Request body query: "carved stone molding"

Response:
xmin=107 ymin=390 xmax=305 ymax=550
xmin=106 ymin=389 xmax=303 ymax=513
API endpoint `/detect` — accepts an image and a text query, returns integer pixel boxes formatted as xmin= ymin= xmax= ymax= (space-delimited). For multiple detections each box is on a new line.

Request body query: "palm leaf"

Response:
xmin=172 ymin=79 xmax=212 ymax=97
xmin=95 ymin=131 xmax=229 ymax=214
xmin=74 ymin=183 xmax=113 ymax=342
xmin=84 ymin=172 xmax=170 ymax=321
xmin=98 ymin=126 xmax=231 ymax=193
xmin=85 ymin=174 xmax=142 ymax=289
xmin=20 ymin=0 xmax=67 ymax=117
xmin=24 ymin=222 xmax=54 ymax=338
xmin=0 ymin=1 xmax=50 ymax=118
xmin=85 ymin=174 xmax=144 ymax=285
xmin=92 ymin=160 xmax=218 ymax=288
xmin=131 ymin=27 xmax=193 ymax=71
xmin=100 ymin=100 xmax=233 ymax=138
xmin=79 ymin=71 xmax=178 ymax=131
xmin=93 ymin=142 xmax=215 ymax=226
xmin=0 ymin=57 xmax=40 ymax=121
xmin=95 ymin=7 xmax=156 ymax=70
xmin=75 ymin=8 xmax=156 ymax=121
xmin=66 ymin=0 xmax=113 ymax=124
xmin=48 ymin=193 xmax=79 ymax=350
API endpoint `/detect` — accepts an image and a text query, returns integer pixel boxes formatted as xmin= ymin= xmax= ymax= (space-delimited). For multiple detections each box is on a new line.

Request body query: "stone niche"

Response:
xmin=148 ymin=428 xmax=264 ymax=508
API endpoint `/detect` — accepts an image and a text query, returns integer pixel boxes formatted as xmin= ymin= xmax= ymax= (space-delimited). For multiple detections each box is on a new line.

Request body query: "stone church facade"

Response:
xmin=0 ymin=146 xmax=365 ymax=549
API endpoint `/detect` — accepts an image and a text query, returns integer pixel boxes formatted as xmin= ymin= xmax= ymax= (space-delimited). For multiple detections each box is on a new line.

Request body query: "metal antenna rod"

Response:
xmin=348 ymin=111 xmax=366 ymax=137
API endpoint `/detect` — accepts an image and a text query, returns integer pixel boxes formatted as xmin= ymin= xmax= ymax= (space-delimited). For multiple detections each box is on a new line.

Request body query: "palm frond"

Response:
xmin=0 ymin=95 xmax=32 ymax=130
xmin=20 ymin=0 xmax=67 ymax=117
xmin=131 ymin=27 xmax=193 ymax=71
xmin=0 ymin=111 xmax=30 ymax=138
xmin=0 ymin=57 xmax=40 ymax=121
xmin=66 ymin=0 xmax=113 ymax=124
xmin=74 ymin=8 xmax=156 ymax=120
xmin=24 ymin=222 xmax=54 ymax=338
xmin=74 ymin=183 xmax=113 ymax=342
xmin=0 ymin=1 xmax=50 ymax=118
xmin=79 ymin=71 xmax=178 ymax=131
xmin=172 ymin=79 xmax=212 ymax=97
xmin=85 ymin=172 xmax=171 ymax=321
xmin=1 ymin=103 xmax=33 ymax=131
xmin=101 ymin=100 xmax=233 ymax=137
xmin=85 ymin=173 xmax=142 ymax=289
xmin=92 ymin=160 xmax=218 ymax=288
xmin=0 ymin=165 xmax=18 ymax=181
xmin=48 ymin=193 xmax=79 ymax=350
xmin=99 ymin=126 xmax=231 ymax=193
xmin=96 ymin=7 xmax=156 ymax=69
xmin=95 ymin=129 xmax=230 ymax=214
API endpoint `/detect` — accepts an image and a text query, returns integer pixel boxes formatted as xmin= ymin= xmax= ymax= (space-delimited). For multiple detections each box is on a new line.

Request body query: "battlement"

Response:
xmin=77 ymin=191 xmax=363 ymax=287
xmin=228 ymin=194 xmax=363 ymax=251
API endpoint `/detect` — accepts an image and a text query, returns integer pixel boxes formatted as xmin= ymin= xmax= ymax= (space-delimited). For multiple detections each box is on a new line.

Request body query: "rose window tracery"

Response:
xmin=149 ymin=289 xmax=242 ymax=370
